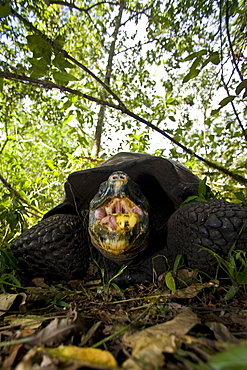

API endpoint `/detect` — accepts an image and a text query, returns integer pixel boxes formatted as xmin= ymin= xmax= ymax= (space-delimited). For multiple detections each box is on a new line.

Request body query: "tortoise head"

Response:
xmin=88 ymin=171 xmax=149 ymax=262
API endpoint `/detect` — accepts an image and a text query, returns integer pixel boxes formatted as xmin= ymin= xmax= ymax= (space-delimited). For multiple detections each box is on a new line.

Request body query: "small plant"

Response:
xmin=199 ymin=244 xmax=247 ymax=300
xmin=93 ymin=259 xmax=126 ymax=297
xmin=40 ymin=291 xmax=69 ymax=309
xmin=0 ymin=248 xmax=22 ymax=292
xmin=161 ymin=254 xmax=184 ymax=292
xmin=180 ymin=177 xmax=212 ymax=207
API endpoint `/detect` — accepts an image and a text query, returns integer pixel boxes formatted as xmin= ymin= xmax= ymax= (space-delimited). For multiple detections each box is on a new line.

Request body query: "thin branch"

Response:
xmin=49 ymin=1 xmax=118 ymax=12
xmin=219 ymin=0 xmax=247 ymax=141
xmin=222 ymin=79 xmax=247 ymax=141
xmin=1 ymin=70 xmax=247 ymax=186
xmin=120 ymin=4 xmax=152 ymax=27
xmin=225 ymin=0 xmax=243 ymax=82
xmin=0 ymin=139 xmax=9 ymax=155
xmin=114 ymin=38 xmax=157 ymax=56
xmin=0 ymin=71 xmax=121 ymax=108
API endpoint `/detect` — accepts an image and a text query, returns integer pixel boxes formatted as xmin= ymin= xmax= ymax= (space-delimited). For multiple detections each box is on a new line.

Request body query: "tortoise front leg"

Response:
xmin=11 ymin=214 xmax=90 ymax=282
xmin=166 ymin=199 xmax=247 ymax=274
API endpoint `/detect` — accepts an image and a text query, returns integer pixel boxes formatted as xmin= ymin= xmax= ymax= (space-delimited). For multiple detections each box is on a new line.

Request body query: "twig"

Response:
xmin=48 ymin=0 xmax=118 ymax=12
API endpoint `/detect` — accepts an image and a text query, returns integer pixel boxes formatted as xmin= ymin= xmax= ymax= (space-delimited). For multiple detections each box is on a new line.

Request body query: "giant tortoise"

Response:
xmin=11 ymin=152 xmax=247 ymax=285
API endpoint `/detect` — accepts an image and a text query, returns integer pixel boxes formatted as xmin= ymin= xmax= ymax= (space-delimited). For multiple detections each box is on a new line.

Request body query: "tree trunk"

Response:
xmin=91 ymin=0 xmax=125 ymax=157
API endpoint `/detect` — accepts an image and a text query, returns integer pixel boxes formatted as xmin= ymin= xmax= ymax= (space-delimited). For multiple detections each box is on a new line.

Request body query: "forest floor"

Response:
xmin=0 ymin=268 xmax=247 ymax=370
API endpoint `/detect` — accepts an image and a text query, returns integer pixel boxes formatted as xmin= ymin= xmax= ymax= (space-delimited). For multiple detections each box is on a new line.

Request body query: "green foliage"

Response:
xmin=209 ymin=344 xmax=247 ymax=370
xmin=0 ymin=248 xmax=21 ymax=292
xmin=199 ymin=245 xmax=247 ymax=300
xmin=181 ymin=177 xmax=211 ymax=206
xmin=0 ymin=0 xmax=11 ymax=18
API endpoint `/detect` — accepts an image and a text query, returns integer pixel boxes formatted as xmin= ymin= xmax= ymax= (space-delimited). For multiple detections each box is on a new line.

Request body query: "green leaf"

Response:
xmin=53 ymin=54 xmax=75 ymax=71
xmin=54 ymin=35 xmax=66 ymax=48
xmin=0 ymin=78 xmax=3 ymax=92
xmin=180 ymin=195 xmax=200 ymax=206
xmin=168 ymin=116 xmax=176 ymax=122
xmin=208 ymin=51 xmax=220 ymax=65
xmin=53 ymin=71 xmax=78 ymax=84
xmin=28 ymin=57 xmax=49 ymax=78
xmin=172 ymin=255 xmax=183 ymax=273
xmin=209 ymin=344 xmax=247 ymax=370
xmin=219 ymin=95 xmax=236 ymax=107
xmin=235 ymin=79 xmax=247 ymax=95
xmin=0 ymin=1 xmax=11 ymax=18
xmin=198 ymin=177 xmax=208 ymax=199
xmin=165 ymin=272 xmax=176 ymax=292
xmin=211 ymin=108 xmax=220 ymax=116
xmin=26 ymin=35 xmax=51 ymax=60
xmin=234 ymin=191 xmax=245 ymax=201
xmin=183 ymin=49 xmax=207 ymax=61
xmin=182 ymin=68 xmax=200 ymax=83
xmin=223 ymin=285 xmax=238 ymax=300
xmin=237 ymin=268 xmax=247 ymax=284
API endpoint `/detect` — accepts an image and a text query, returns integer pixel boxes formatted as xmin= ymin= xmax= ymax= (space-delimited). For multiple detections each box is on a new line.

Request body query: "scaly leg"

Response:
xmin=11 ymin=214 xmax=89 ymax=282
xmin=167 ymin=199 xmax=247 ymax=274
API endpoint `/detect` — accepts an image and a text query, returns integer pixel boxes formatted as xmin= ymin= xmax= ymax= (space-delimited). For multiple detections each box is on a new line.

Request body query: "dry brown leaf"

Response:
xmin=31 ymin=317 xmax=78 ymax=346
xmin=171 ymin=280 xmax=218 ymax=299
xmin=124 ymin=307 xmax=200 ymax=347
xmin=176 ymin=268 xmax=198 ymax=282
xmin=81 ymin=321 xmax=102 ymax=346
xmin=14 ymin=347 xmax=43 ymax=370
xmin=0 ymin=293 xmax=26 ymax=316
xmin=43 ymin=345 xmax=118 ymax=367
xmin=206 ymin=321 xmax=239 ymax=343
xmin=122 ymin=308 xmax=200 ymax=369
xmin=1 ymin=344 xmax=23 ymax=370
xmin=123 ymin=339 xmax=165 ymax=370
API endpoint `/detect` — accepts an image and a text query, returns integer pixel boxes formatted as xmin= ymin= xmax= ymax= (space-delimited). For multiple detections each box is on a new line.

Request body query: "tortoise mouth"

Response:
xmin=89 ymin=196 xmax=149 ymax=259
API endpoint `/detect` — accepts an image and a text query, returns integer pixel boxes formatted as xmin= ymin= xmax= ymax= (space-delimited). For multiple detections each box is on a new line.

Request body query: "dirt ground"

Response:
xmin=0 ymin=270 xmax=247 ymax=369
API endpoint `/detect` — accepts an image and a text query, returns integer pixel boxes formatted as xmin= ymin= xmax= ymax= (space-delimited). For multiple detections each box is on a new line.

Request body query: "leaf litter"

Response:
xmin=0 ymin=269 xmax=246 ymax=369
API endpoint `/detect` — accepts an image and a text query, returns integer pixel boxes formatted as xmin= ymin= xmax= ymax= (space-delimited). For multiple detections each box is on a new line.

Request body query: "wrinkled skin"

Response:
xmin=11 ymin=153 xmax=247 ymax=286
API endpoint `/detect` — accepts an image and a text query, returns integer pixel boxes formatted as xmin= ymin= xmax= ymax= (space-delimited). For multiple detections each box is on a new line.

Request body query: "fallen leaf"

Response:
xmin=206 ymin=322 xmax=239 ymax=344
xmin=43 ymin=345 xmax=117 ymax=367
xmin=81 ymin=321 xmax=102 ymax=346
xmin=171 ymin=281 xmax=218 ymax=299
xmin=124 ymin=307 xmax=200 ymax=347
xmin=14 ymin=347 xmax=43 ymax=370
xmin=31 ymin=317 xmax=78 ymax=346
xmin=0 ymin=293 xmax=26 ymax=316
xmin=122 ymin=308 xmax=200 ymax=369
xmin=122 ymin=338 xmax=165 ymax=370
xmin=1 ymin=344 xmax=23 ymax=370
xmin=4 ymin=314 xmax=44 ymax=330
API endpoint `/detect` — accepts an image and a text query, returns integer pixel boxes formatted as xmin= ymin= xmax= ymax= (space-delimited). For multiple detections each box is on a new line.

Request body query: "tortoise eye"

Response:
xmin=134 ymin=186 xmax=141 ymax=197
